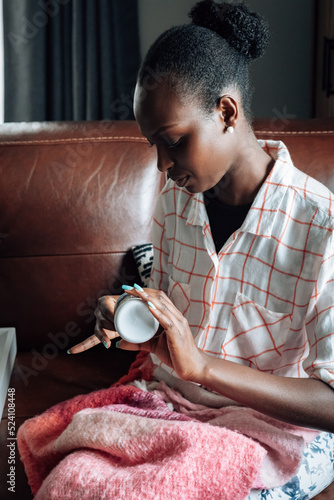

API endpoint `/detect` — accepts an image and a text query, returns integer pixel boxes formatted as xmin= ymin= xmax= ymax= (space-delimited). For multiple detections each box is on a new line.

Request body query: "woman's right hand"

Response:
xmin=67 ymin=295 xmax=120 ymax=354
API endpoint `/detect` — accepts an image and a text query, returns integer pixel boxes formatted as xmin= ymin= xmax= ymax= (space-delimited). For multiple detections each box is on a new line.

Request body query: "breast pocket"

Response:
xmin=223 ymin=292 xmax=292 ymax=372
xmin=168 ymin=276 xmax=191 ymax=316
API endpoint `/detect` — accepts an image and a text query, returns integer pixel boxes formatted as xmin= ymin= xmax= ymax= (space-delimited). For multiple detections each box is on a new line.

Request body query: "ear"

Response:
xmin=217 ymin=95 xmax=239 ymax=132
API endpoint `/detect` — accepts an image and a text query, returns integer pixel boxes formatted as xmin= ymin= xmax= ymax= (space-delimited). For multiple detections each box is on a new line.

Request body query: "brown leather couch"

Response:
xmin=0 ymin=119 xmax=334 ymax=499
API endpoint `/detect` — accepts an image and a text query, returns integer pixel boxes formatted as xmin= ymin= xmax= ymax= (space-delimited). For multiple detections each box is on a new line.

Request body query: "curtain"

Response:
xmin=3 ymin=0 xmax=140 ymax=121
xmin=314 ymin=0 xmax=334 ymax=117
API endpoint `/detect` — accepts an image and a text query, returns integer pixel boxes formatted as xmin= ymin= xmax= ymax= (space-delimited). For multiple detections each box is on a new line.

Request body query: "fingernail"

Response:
xmin=67 ymin=349 xmax=71 ymax=354
xmin=122 ymin=285 xmax=134 ymax=290
xmin=134 ymin=283 xmax=144 ymax=292
xmin=148 ymin=301 xmax=156 ymax=310
xmin=103 ymin=341 xmax=109 ymax=349
xmin=115 ymin=341 xmax=121 ymax=348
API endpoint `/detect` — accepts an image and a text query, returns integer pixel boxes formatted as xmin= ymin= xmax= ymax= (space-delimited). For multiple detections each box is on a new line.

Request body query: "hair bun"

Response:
xmin=189 ymin=0 xmax=270 ymax=61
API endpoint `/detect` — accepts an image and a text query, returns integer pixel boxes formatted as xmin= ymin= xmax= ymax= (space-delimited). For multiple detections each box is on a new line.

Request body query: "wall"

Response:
xmin=138 ymin=0 xmax=314 ymax=119
xmin=247 ymin=0 xmax=314 ymax=119
xmin=138 ymin=0 xmax=195 ymax=59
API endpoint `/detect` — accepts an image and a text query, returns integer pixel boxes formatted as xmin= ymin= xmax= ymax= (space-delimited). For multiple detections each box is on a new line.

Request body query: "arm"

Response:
xmin=119 ymin=286 xmax=334 ymax=433
xmin=198 ymin=353 xmax=334 ymax=432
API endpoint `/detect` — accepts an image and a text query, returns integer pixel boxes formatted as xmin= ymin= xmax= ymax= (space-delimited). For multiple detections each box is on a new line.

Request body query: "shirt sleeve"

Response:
xmin=149 ymin=188 xmax=170 ymax=293
xmin=303 ymin=228 xmax=334 ymax=388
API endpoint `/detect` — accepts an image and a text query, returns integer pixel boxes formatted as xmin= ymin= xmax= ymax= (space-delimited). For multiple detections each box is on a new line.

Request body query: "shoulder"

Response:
xmin=264 ymin=140 xmax=334 ymax=230
xmin=289 ymin=164 xmax=334 ymax=230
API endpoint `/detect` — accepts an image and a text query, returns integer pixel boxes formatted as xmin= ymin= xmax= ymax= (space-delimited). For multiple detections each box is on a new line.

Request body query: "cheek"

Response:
xmin=185 ymin=141 xmax=212 ymax=170
xmin=189 ymin=145 xmax=223 ymax=181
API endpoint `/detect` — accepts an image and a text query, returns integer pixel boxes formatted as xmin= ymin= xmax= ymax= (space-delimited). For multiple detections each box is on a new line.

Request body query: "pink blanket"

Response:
xmin=17 ymin=380 xmax=318 ymax=500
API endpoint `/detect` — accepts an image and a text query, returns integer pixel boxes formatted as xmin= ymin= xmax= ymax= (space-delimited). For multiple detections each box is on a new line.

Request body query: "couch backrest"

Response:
xmin=0 ymin=119 xmax=333 ymax=350
xmin=0 ymin=121 xmax=163 ymax=350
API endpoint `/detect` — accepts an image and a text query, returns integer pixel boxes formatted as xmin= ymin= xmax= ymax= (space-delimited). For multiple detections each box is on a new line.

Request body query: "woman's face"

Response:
xmin=133 ymin=81 xmax=239 ymax=195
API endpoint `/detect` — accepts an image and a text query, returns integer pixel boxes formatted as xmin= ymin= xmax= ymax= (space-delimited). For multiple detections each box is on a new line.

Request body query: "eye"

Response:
xmin=168 ymin=137 xmax=183 ymax=149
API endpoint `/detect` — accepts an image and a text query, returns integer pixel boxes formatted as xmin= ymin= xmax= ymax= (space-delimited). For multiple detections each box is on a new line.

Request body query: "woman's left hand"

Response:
xmin=119 ymin=285 xmax=206 ymax=382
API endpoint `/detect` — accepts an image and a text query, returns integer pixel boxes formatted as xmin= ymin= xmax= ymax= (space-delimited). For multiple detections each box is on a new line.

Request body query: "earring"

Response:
xmin=226 ymin=126 xmax=234 ymax=134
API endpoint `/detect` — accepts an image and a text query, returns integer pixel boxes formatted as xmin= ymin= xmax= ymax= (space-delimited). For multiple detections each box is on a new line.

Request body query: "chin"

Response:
xmin=182 ymin=178 xmax=198 ymax=193
xmin=186 ymin=182 xmax=213 ymax=195
xmin=185 ymin=184 xmax=197 ymax=194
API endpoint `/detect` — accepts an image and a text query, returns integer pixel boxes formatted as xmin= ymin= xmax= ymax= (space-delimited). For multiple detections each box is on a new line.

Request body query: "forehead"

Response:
xmin=134 ymin=81 xmax=200 ymax=137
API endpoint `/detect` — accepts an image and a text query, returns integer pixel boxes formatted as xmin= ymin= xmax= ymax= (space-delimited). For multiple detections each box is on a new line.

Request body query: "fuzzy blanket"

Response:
xmin=17 ymin=355 xmax=319 ymax=500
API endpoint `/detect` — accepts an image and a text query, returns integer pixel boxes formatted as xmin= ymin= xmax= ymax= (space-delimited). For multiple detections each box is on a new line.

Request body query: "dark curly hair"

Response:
xmin=137 ymin=0 xmax=270 ymax=122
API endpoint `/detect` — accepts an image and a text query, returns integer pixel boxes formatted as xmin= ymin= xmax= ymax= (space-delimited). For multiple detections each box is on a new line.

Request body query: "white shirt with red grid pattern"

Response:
xmin=149 ymin=140 xmax=334 ymax=391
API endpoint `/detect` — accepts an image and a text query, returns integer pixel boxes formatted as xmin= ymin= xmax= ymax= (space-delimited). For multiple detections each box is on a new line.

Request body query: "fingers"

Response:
xmin=94 ymin=324 xmax=118 ymax=348
xmin=67 ymin=334 xmax=100 ymax=354
xmin=124 ymin=284 xmax=184 ymax=331
xmin=67 ymin=326 xmax=119 ymax=354
xmin=97 ymin=295 xmax=118 ymax=322
xmin=115 ymin=338 xmax=152 ymax=352
xmin=68 ymin=295 xmax=119 ymax=354
xmin=94 ymin=295 xmax=118 ymax=347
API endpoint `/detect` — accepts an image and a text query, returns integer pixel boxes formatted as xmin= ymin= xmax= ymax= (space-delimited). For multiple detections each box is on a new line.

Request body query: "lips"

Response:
xmin=168 ymin=172 xmax=189 ymax=188
xmin=175 ymin=176 xmax=189 ymax=188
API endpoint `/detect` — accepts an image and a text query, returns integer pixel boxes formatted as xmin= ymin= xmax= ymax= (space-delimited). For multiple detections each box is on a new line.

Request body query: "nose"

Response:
xmin=156 ymin=146 xmax=173 ymax=173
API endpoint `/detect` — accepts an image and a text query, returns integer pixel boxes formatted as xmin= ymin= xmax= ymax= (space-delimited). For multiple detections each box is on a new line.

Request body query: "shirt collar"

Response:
xmin=186 ymin=140 xmax=293 ymax=238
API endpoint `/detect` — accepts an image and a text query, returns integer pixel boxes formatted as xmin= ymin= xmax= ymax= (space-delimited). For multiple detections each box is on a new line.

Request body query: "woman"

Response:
xmin=70 ymin=1 xmax=334 ymax=497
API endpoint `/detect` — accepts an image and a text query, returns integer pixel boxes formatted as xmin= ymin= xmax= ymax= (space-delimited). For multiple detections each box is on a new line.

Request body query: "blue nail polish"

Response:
xmin=115 ymin=341 xmax=120 ymax=348
xmin=134 ymin=283 xmax=144 ymax=292
xmin=103 ymin=341 xmax=109 ymax=349
xmin=122 ymin=285 xmax=134 ymax=290
xmin=67 ymin=349 xmax=71 ymax=354
xmin=148 ymin=301 xmax=156 ymax=310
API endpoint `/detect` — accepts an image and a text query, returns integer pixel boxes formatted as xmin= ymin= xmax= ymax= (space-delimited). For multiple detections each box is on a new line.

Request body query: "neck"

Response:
xmin=216 ymin=131 xmax=274 ymax=206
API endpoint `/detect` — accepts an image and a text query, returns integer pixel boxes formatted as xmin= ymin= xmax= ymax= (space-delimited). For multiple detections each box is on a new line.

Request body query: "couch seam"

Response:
xmin=0 ymin=136 xmax=148 ymax=146
xmin=0 ymin=251 xmax=129 ymax=259
xmin=1 ymin=131 xmax=333 ymax=147
xmin=254 ymin=130 xmax=334 ymax=135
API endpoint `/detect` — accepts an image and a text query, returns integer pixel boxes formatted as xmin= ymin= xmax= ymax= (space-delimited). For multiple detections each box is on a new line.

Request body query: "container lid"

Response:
xmin=114 ymin=298 xmax=159 ymax=343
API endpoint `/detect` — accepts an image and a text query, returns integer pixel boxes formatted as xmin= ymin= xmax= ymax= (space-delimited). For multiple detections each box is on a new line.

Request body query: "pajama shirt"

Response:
xmin=148 ymin=140 xmax=334 ymax=497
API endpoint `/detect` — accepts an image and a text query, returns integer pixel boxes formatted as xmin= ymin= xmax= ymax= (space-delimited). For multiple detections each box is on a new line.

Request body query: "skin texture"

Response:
xmin=69 ymin=81 xmax=334 ymax=433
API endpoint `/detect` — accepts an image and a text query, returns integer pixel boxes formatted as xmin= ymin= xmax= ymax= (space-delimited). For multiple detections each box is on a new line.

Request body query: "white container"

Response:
xmin=114 ymin=294 xmax=159 ymax=343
